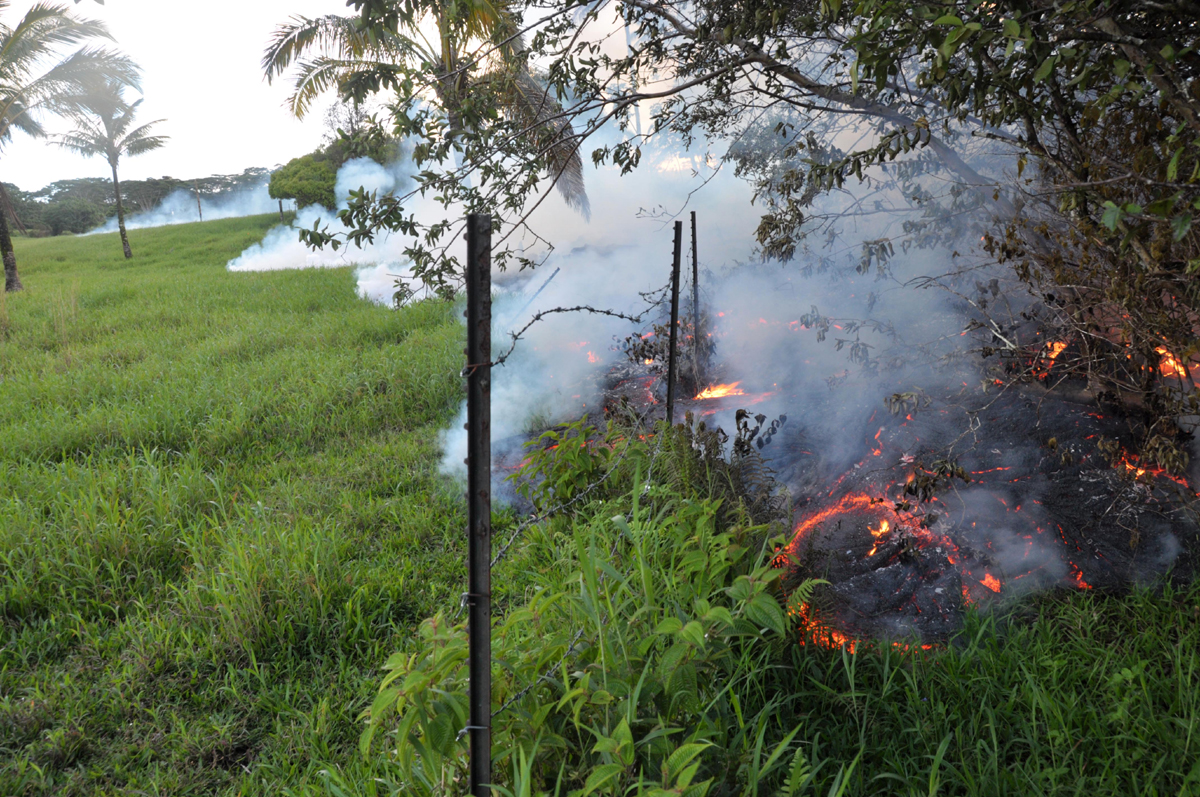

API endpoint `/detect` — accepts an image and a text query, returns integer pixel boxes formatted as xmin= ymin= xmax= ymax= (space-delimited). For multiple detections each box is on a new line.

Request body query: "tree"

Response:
xmin=43 ymin=195 xmax=103 ymax=234
xmin=0 ymin=2 xmax=139 ymax=290
xmin=268 ymin=152 xmax=337 ymax=210
xmin=55 ymin=78 xmax=167 ymax=258
xmin=262 ymin=0 xmax=591 ymax=293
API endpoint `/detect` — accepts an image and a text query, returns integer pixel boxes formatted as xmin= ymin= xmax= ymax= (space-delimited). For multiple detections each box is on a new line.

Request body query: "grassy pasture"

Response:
xmin=0 ymin=215 xmax=1197 ymax=796
xmin=0 ymin=216 xmax=468 ymax=794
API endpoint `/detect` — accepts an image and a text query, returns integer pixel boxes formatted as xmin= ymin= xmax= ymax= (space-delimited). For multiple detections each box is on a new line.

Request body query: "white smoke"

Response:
xmin=227 ymin=158 xmax=419 ymax=295
xmin=89 ymin=181 xmax=288 ymax=233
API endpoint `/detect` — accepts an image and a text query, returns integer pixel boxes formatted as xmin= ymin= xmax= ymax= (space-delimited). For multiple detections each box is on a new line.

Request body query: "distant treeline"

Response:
xmin=2 ymin=167 xmax=271 ymax=236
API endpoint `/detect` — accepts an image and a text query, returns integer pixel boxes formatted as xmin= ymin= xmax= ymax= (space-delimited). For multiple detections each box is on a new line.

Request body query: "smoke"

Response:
xmin=222 ymin=124 xmax=1193 ymax=639
xmin=89 ymin=181 xmax=288 ymax=233
xmin=227 ymin=158 xmax=419 ymax=294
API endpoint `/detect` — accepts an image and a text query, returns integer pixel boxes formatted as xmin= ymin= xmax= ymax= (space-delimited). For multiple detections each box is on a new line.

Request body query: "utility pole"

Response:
xmin=465 ymin=213 xmax=493 ymax=797
xmin=193 ymin=181 xmax=202 ymax=222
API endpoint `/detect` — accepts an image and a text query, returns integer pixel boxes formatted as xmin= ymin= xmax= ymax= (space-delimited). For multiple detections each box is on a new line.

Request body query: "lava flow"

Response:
xmin=774 ymin=388 xmax=1198 ymax=651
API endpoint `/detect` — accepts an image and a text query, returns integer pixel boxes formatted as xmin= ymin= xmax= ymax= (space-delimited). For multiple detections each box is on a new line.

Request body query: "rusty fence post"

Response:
xmin=465 ymin=213 xmax=492 ymax=796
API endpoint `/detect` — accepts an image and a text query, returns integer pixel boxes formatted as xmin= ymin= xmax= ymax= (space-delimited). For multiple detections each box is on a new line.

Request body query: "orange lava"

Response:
xmin=787 ymin=493 xmax=883 ymax=554
xmin=1046 ymin=341 xmax=1068 ymax=360
xmin=587 ymin=351 xmax=598 ymax=364
xmin=979 ymin=573 xmax=1001 ymax=593
xmin=694 ymin=382 xmax=746 ymax=400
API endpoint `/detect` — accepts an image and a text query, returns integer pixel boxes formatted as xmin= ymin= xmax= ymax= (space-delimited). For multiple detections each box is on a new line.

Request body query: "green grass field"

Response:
xmin=0 ymin=216 xmax=469 ymax=794
xmin=1 ymin=216 xmax=1198 ymax=796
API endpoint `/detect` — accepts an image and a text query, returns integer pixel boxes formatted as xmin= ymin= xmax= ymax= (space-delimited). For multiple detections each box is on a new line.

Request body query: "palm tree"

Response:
xmin=55 ymin=79 xmax=166 ymax=258
xmin=0 ymin=1 xmax=138 ymax=291
xmin=262 ymin=2 xmax=589 ymax=217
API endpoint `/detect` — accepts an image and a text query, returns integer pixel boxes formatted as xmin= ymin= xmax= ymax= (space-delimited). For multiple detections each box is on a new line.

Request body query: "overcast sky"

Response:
xmin=2 ymin=0 xmax=356 ymax=192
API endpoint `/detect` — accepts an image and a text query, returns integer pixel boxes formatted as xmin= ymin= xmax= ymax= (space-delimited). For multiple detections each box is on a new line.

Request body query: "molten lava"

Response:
xmin=694 ymin=382 xmax=746 ymax=400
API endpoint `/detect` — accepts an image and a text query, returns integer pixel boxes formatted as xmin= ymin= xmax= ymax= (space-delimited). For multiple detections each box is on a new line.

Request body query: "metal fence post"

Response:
xmin=465 ymin=213 xmax=492 ymax=796
xmin=665 ymin=220 xmax=682 ymax=424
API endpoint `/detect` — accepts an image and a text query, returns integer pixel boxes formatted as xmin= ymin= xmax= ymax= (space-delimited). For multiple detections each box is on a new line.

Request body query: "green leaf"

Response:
xmin=1114 ymin=59 xmax=1131 ymax=79
xmin=668 ymin=662 xmax=698 ymax=703
xmin=581 ymin=763 xmax=624 ymax=796
xmin=1101 ymin=201 xmax=1123 ymax=230
xmin=656 ymin=617 xmax=683 ymax=635
xmin=593 ymin=736 xmax=622 ymax=754
xmin=933 ymin=14 xmax=963 ymax=25
xmin=427 ymin=713 xmax=455 ymax=755
xmin=1002 ymin=18 xmax=1020 ymax=38
xmin=746 ymin=592 xmax=787 ymax=636
xmin=679 ymin=620 xmax=707 ymax=648
xmin=1033 ymin=55 xmax=1057 ymax=83
xmin=729 ymin=576 xmax=753 ymax=602
xmin=1167 ymin=149 xmax=1182 ymax=182
xmin=1146 ymin=196 xmax=1177 ymax=216
xmin=704 ymin=606 xmax=735 ymax=626
xmin=666 ymin=743 xmax=713 ymax=782
xmin=1172 ymin=213 xmax=1193 ymax=241
xmin=613 ymin=718 xmax=635 ymax=765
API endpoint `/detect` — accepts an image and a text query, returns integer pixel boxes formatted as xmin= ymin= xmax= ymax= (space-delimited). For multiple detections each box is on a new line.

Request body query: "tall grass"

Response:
xmin=0 ymin=217 xmax=469 ymax=795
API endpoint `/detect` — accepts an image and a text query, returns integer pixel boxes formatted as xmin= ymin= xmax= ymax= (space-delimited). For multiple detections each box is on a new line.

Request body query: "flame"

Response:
xmin=1154 ymin=346 xmax=1193 ymax=379
xmin=587 ymin=351 xmax=598 ymax=364
xmin=1031 ymin=340 xmax=1069 ymax=379
xmin=1117 ymin=452 xmax=1191 ymax=488
xmin=643 ymin=358 xmax=654 ymax=365
xmin=694 ymin=382 xmax=746 ymax=400
xmin=864 ymin=520 xmax=892 ymax=556
xmin=979 ymin=573 xmax=1001 ymax=593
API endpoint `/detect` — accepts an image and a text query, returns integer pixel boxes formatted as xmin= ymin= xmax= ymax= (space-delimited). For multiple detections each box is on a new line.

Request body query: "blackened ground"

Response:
xmin=777 ymin=386 xmax=1199 ymax=644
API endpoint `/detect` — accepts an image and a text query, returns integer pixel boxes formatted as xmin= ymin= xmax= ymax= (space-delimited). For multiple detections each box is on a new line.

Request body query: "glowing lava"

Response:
xmin=694 ymin=382 xmax=746 ymax=400
xmin=979 ymin=573 xmax=1002 ymax=593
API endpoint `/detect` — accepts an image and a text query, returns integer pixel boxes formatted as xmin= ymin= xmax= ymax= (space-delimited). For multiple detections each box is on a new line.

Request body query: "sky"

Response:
xmin=2 ymin=0 xmax=355 ymax=192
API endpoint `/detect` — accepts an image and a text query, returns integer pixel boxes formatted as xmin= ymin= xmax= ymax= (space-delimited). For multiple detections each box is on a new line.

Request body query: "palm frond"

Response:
xmin=285 ymin=55 xmax=413 ymax=118
xmin=501 ymin=68 xmax=590 ymax=218
xmin=119 ymin=119 xmax=166 ymax=156
xmin=263 ymin=15 xmax=377 ymax=82
xmin=0 ymin=4 xmax=114 ymax=84
xmin=53 ymin=128 xmax=102 ymax=156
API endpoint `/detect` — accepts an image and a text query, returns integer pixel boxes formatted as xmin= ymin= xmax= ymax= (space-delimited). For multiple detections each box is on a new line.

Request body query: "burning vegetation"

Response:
xmin=499 ymin=285 xmax=1199 ymax=651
